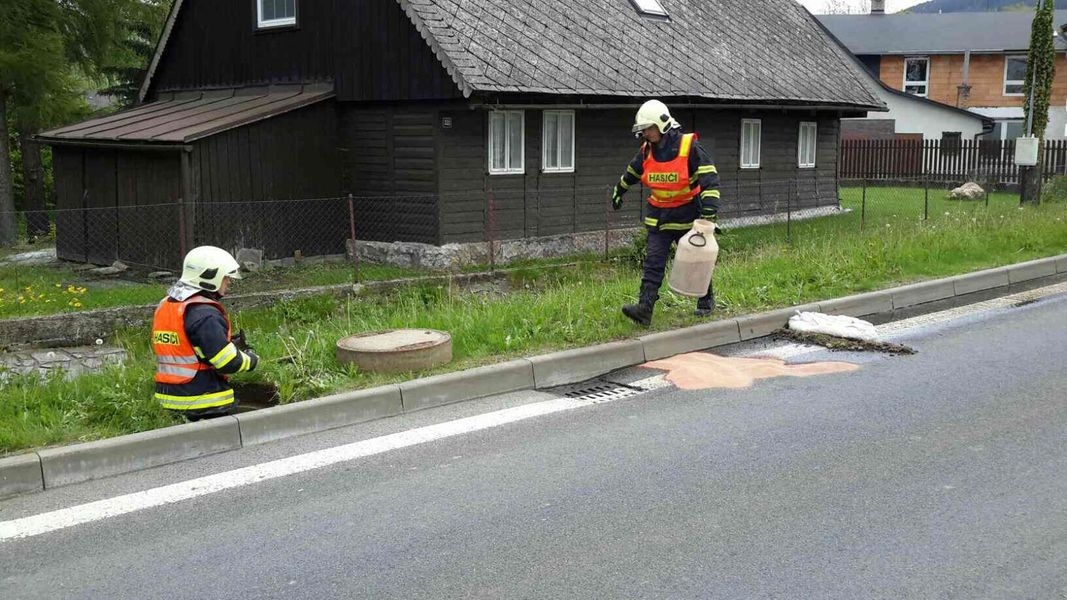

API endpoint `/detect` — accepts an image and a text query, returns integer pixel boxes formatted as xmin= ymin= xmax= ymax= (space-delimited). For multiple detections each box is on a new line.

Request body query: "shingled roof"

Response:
xmin=819 ymin=10 xmax=1067 ymax=55
xmin=139 ymin=0 xmax=884 ymax=110
xmin=399 ymin=0 xmax=884 ymax=109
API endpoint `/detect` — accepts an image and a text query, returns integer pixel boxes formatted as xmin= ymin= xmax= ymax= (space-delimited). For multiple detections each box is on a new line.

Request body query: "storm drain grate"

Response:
xmin=563 ymin=383 xmax=644 ymax=403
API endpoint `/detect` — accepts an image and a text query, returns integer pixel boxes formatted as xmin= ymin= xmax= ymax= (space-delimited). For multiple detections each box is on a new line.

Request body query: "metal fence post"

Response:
xmin=788 ymin=176 xmax=794 ymax=243
xmin=861 ymin=178 xmax=867 ymax=230
xmin=347 ymin=193 xmax=360 ymax=283
xmin=177 ymin=196 xmax=187 ymax=260
xmin=485 ymin=187 xmax=497 ymax=273
xmin=604 ymin=185 xmax=611 ymax=262
xmin=923 ymin=177 xmax=929 ymax=221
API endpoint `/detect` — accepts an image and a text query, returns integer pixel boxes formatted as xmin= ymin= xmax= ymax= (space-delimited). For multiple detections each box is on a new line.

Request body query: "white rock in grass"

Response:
xmin=947 ymin=182 xmax=985 ymax=200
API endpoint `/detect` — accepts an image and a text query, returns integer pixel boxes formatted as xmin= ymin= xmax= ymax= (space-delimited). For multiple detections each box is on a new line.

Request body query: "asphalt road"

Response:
xmin=2 ymin=292 xmax=1066 ymax=599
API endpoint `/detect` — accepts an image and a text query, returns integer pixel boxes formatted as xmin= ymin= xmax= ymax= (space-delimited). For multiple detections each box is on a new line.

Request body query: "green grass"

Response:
xmin=3 ymin=186 xmax=1067 ymax=454
xmin=0 ymin=258 xmax=427 ymax=319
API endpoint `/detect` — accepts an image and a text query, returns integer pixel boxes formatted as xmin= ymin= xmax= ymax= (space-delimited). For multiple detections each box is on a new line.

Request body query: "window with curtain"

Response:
xmin=542 ymin=111 xmax=575 ymax=173
xmin=488 ymin=111 xmax=525 ymax=175
xmin=798 ymin=122 xmax=817 ymax=168
xmin=741 ymin=119 xmax=761 ymax=169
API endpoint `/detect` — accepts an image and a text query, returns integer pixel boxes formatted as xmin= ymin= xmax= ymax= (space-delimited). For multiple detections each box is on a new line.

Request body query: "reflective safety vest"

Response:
xmin=641 ymin=133 xmax=701 ymax=209
xmin=152 ymin=296 xmax=233 ymax=411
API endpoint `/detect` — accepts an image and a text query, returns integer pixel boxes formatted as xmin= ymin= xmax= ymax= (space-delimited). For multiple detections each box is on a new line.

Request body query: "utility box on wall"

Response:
xmin=1015 ymin=136 xmax=1040 ymax=166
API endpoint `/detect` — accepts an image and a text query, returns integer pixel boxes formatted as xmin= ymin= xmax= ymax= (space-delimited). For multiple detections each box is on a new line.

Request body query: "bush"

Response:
xmin=1041 ymin=175 xmax=1067 ymax=203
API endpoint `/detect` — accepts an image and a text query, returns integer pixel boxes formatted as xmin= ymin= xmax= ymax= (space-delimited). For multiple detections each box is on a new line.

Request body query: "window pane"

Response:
xmin=1005 ymin=121 xmax=1025 ymax=139
xmin=1006 ymin=57 xmax=1027 ymax=81
xmin=905 ymin=84 xmax=927 ymax=96
xmin=490 ymin=114 xmax=505 ymax=171
xmin=545 ymin=114 xmax=559 ymax=169
xmin=905 ymin=59 xmax=927 ymax=83
xmin=261 ymin=0 xmax=295 ymax=23
xmin=508 ymin=112 xmax=523 ymax=170
xmin=560 ymin=113 xmax=574 ymax=168
xmin=754 ymin=125 xmax=761 ymax=165
xmin=742 ymin=123 xmax=752 ymax=165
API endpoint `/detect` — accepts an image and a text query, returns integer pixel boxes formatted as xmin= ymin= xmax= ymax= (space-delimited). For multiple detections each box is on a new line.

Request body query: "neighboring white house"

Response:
xmin=843 ymin=79 xmax=991 ymax=140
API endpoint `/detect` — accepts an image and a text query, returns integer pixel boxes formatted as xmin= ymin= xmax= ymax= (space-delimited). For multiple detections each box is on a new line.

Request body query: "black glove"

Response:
xmin=611 ymin=185 xmax=624 ymax=211
xmin=232 ymin=329 xmax=253 ymax=353
xmin=245 ymin=350 xmax=259 ymax=371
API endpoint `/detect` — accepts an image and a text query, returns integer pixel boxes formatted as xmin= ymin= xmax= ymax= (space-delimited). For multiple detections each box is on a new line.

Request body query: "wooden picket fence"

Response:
xmin=840 ymin=139 xmax=1067 ymax=184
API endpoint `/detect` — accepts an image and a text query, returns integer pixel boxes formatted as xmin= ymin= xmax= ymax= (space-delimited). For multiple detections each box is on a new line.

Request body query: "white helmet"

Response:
xmin=179 ymin=245 xmax=241 ymax=292
xmin=632 ymin=99 xmax=677 ymax=134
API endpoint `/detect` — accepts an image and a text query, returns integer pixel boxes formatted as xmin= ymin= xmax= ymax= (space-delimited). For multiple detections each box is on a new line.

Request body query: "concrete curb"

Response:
xmin=0 ymin=453 xmax=43 ymax=498
xmin=529 ymin=340 xmax=646 ymax=388
xmin=399 ymin=359 xmax=534 ymax=413
xmin=952 ymin=267 xmax=1010 ymax=296
xmin=640 ymin=320 xmax=741 ymax=361
xmin=1 ymin=255 xmax=1065 ymax=498
xmin=235 ymin=387 xmax=402 ymax=447
xmin=36 ymin=417 xmax=241 ymax=489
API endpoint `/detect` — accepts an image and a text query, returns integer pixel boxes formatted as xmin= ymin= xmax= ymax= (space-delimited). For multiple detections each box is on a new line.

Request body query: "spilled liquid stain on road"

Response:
xmin=643 ymin=352 xmax=860 ymax=390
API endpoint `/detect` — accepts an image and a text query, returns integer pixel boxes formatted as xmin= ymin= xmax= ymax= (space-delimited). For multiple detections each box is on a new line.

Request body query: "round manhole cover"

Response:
xmin=336 ymin=329 xmax=452 ymax=373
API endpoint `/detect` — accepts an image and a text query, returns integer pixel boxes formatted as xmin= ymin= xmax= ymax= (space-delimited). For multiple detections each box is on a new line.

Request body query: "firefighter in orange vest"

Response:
xmin=152 ymin=246 xmax=258 ymax=420
xmin=611 ymin=100 xmax=722 ymax=326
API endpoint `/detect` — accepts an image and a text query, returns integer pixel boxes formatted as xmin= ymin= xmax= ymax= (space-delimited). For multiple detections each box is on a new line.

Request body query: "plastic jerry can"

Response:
xmin=667 ymin=219 xmax=719 ymax=297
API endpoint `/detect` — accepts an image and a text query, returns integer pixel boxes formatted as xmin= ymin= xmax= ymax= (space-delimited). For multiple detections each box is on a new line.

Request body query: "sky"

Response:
xmin=795 ymin=0 xmax=929 ymax=13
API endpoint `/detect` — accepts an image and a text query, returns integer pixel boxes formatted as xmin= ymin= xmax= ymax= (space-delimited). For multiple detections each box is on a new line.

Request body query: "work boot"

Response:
xmin=623 ymin=287 xmax=658 ymax=326
xmin=622 ymin=301 xmax=654 ymax=326
xmin=694 ymin=282 xmax=715 ymax=317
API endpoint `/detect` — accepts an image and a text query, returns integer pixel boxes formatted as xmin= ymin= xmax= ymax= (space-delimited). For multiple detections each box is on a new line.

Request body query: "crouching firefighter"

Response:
xmin=610 ymin=99 xmax=721 ymax=326
xmin=152 ymin=246 xmax=258 ymax=420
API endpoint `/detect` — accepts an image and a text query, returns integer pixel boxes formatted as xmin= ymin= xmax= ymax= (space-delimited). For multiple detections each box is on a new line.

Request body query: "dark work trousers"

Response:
xmin=640 ymin=227 xmax=714 ymax=308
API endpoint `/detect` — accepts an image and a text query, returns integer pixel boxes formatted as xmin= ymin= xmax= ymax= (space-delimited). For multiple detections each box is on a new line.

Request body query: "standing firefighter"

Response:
xmin=152 ymin=246 xmax=258 ymax=420
xmin=611 ymin=100 xmax=721 ymax=326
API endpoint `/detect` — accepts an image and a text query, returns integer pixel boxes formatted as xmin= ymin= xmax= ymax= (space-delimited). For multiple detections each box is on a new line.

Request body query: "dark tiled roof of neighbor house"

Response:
xmin=398 ymin=0 xmax=884 ymax=109
xmin=39 ymin=84 xmax=334 ymax=145
xmin=818 ymin=10 xmax=1067 ymax=55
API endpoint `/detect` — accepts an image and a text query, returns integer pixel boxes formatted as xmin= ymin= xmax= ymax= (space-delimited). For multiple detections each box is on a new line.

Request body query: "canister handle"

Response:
xmin=688 ymin=232 xmax=706 ymax=247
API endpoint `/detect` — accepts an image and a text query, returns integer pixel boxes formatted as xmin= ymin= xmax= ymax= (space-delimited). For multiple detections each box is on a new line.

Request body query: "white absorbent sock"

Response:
xmin=787 ymin=311 xmax=879 ymax=342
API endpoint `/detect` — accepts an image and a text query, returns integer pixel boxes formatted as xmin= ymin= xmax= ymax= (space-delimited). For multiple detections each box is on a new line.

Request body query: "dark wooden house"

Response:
xmin=38 ymin=0 xmax=885 ymax=269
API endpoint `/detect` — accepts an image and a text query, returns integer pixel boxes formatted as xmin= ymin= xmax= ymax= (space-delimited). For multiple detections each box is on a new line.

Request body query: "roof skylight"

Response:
xmin=631 ymin=0 xmax=669 ymax=18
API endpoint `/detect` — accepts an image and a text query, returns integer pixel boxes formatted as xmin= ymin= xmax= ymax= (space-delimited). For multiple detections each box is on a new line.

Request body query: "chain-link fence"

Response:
xmin=0 ymin=173 xmax=1030 ymax=316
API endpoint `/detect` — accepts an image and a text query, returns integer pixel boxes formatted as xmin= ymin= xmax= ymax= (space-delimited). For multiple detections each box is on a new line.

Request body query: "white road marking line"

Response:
xmin=6 ymin=282 xmax=1063 ymax=543
xmin=0 ymin=395 xmax=620 ymax=543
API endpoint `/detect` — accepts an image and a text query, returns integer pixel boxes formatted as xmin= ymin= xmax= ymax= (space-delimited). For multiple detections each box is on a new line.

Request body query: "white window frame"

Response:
xmin=903 ymin=57 xmax=929 ymax=97
xmin=740 ymin=119 xmax=761 ymax=169
xmin=798 ymin=121 xmax=817 ymax=169
xmin=488 ymin=110 xmax=525 ymax=175
xmin=541 ymin=110 xmax=575 ymax=173
xmin=1003 ymin=55 xmax=1027 ymax=96
xmin=631 ymin=0 xmax=669 ymax=17
xmin=257 ymin=0 xmax=297 ymax=29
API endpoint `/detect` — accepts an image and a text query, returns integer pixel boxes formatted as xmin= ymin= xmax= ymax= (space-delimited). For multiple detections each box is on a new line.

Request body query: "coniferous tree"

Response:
xmin=0 ymin=0 xmax=147 ymax=245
